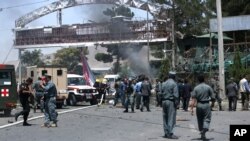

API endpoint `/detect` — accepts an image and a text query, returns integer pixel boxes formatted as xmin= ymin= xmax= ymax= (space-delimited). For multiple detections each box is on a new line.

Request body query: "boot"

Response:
xmin=14 ymin=112 xmax=20 ymax=121
xmin=201 ymin=128 xmax=208 ymax=140
xmin=23 ymin=122 xmax=31 ymax=126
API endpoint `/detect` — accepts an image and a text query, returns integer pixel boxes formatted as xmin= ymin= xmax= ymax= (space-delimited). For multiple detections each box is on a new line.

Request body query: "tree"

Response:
xmin=52 ymin=47 xmax=88 ymax=72
xmin=21 ymin=49 xmax=44 ymax=66
xmin=158 ymin=58 xmax=170 ymax=80
xmin=96 ymin=5 xmax=135 ymax=73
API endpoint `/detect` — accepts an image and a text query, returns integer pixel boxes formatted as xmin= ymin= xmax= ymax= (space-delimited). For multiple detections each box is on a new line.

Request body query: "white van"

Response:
xmin=104 ymin=74 xmax=120 ymax=89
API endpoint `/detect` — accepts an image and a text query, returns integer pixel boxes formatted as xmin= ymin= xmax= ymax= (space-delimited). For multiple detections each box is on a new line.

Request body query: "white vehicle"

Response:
xmin=104 ymin=74 xmax=120 ymax=87
xmin=67 ymin=74 xmax=98 ymax=106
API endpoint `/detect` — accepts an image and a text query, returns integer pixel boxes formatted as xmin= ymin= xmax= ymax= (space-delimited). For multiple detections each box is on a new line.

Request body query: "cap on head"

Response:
xmin=168 ymin=71 xmax=176 ymax=79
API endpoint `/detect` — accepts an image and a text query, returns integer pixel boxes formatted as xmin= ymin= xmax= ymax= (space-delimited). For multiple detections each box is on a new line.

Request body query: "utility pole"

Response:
xmin=216 ymin=0 xmax=226 ymax=99
xmin=147 ymin=0 xmax=150 ymax=63
xmin=171 ymin=0 xmax=175 ymax=70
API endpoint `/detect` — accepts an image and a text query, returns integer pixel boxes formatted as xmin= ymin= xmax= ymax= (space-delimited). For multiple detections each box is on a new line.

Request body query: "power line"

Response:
xmin=0 ymin=0 xmax=50 ymax=10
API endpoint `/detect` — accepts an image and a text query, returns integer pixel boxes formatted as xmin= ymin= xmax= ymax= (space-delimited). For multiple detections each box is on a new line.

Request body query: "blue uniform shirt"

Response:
xmin=44 ymin=81 xmax=57 ymax=98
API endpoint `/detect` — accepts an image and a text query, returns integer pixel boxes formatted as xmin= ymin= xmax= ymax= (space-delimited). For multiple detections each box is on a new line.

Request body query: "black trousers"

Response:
xmin=182 ymin=97 xmax=190 ymax=111
xmin=141 ymin=95 xmax=150 ymax=111
xmin=18 ymin=96 xmax=30 ymax=123
xmin=228 ymin=96 xmax=237 ymax=111
xmin=241 ymin=92 xmax=249 ymax=110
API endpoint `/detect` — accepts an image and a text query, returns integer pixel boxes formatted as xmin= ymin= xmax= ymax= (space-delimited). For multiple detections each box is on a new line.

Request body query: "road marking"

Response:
xmin=0 ymin=105 xmax=97 ymax=129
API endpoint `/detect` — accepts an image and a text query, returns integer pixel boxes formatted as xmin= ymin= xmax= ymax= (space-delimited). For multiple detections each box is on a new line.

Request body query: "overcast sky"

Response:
xmin=0 ymin=0 xmax=151 ymax=63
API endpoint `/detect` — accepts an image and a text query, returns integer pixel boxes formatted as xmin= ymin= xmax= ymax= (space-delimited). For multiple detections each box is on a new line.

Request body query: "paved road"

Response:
xmin=0 ymin=102 xmax=249 ymax=141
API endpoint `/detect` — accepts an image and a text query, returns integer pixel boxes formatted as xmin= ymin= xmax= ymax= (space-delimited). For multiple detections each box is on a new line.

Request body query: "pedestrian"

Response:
xmin=140 ymin=77 xmax=151 ymax=112
xmin=40 ymin=75 xmax=58 ymax=127
xmin=135 ymin=76 xmax=143 ymax=109
xmin=210 ymin=76 xmax=223 ymax=111
xmin=161 ymin=71 xmax=179 ymax=139
xmin=239 ymin=74 xmax=250 ymax=110
xmin=124 ymin=79 xmax=135 ymax=113
xmin=113 ymin=78 xmax=121 ymax=107
xmin=15 ymin=77 xmax=33 ymax=126
xmin=33 ymin=77 xmax=45 ymax=113
xmin=182 ymin=79 xmax=192 ymax=111
xmin=177 ymin=79 xmax=184 ymax=109
xmin=155 ymin=79 xmax=162 ymax=107
xmin=190 ymin=74 xmax=215 ymax=140
xmin=226 ymin=77 xmax=238 ymax=111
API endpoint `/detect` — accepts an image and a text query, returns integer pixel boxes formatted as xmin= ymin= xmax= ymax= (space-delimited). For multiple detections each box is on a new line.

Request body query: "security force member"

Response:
xmin=190 ymin=74 xmax=215 ymax=140
xmin=15 ymin=77 xmax=33 ymax=126
xmin=40 ymin=75 xmax=58 ymax=127
xmin=161 ymin=71 xmax=179 ymax=139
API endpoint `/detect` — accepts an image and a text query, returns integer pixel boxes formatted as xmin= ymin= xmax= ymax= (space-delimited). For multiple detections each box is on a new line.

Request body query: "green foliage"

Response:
xmin=228 ymin=49 xmax=244 ymax=82
xmin=150 ymin=44 xmax=165 ymax=59
xmin=95 ymin=53 xmax=113 ymax=63
xmin=158 ymin=58 xmax=170 ymax=80
xmin=21 ymin=49 xmax=44 ymax=66
xmin=52 ymin=48 xmax=87 ymax=72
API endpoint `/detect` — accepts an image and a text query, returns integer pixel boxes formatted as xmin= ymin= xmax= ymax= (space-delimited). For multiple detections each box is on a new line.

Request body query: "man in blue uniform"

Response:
xmin=40 ymin=75 xmax=58 ymax=127
xmin=161 ymin=71 xmax=179 ymax=139
xmin=190 ymin=74 xmax=215 ymax=140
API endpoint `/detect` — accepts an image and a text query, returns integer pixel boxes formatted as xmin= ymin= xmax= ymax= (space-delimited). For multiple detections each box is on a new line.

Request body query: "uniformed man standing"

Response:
xmin=161 ymin=71 xmax=179 ymax=139
xmin=40 ymin=75 xmax=58 ymax=127
xmin=33 ymin=77 xmax=45 ymax=113
xmin=190 ymin=74 xmax=215 ymax=140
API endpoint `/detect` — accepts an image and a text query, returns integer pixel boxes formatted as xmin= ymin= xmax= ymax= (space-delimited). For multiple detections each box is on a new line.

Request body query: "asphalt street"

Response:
xmin=0 ymin=102 xmax=249 ymax=141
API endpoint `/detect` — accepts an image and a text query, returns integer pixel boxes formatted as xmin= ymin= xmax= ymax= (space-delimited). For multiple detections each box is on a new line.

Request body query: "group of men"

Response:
xmin=15 ymin=75 xmax=58 ymax=128
xmin=113 ymin=75 xmax=152 ymax=113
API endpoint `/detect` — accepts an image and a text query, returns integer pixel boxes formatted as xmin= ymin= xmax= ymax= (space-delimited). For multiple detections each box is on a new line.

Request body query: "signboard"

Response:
xmin=210 ymin=15 xmax=250 ymax=32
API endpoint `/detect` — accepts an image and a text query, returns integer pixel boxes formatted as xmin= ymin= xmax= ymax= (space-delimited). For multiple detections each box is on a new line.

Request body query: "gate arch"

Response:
xmin=15 ymin=0 xmax=172 ymax=27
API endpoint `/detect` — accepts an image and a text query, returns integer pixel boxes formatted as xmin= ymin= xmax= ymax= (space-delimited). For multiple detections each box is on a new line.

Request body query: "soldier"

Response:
xmin=155 ymin=79 xmax=162 ymax=107
xmin=33 ymin=77 xmax=45 ymax=113
xmin=124 ymin=79 xmax=136 ymax=113
xmin=190 ymin=74 xmax=215 ymax=140
xmin=135 ymin=76 xmax=143 ymax=109
xmin=15 ymin=77 xmax=33 ymax=126
xmin=210 ymin=76 xmax=222 ymax=111
xmin=161 ymin=71 xmax=179 ymax=139
xmin=40 ymin=75 xmax=58 ymax=127
xmin=182 ymin=79 xmax=192 ymax=111
xmin=226 ymin=77 xmax=238 ymax=111
xmin=140 ymin=77 xmax=152 ymax=112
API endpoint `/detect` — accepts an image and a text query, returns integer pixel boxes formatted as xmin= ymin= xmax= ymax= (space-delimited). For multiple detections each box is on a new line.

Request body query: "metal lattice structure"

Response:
xmin=15 ymin=0 xmax=172 ymax=28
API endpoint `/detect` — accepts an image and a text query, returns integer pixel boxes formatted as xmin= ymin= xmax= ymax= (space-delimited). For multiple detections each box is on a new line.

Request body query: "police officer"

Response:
xmin=140 ymin=77 xmax=152 ymax=112
xmin=210 ymin=76 xmax=222 ymax=111
xmin=124 ymin=79 xmax=135 ymax=113
xmin=15 ymin=77 xmax=33 ymax=126
xmin=190 ymin=74 xmax=215 ymax=140
xmin=161 ymin=71 xmax=179 ymax=139
xmin=33 ymin=77 xmax=45 ymax=113
xmin=40 ymin=75 xmax=58 ymax=127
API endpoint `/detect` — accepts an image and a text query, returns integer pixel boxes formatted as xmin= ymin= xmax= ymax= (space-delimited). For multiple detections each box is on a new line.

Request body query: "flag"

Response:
xmin=81 ymin=52 xmax=96 ymax=86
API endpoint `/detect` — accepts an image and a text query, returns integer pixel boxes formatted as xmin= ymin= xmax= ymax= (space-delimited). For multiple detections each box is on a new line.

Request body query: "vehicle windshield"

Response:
xmin=68 ymin=77 xmax=86 ymax=85
xmin=0 ymin=71 xmax=12 ymax=86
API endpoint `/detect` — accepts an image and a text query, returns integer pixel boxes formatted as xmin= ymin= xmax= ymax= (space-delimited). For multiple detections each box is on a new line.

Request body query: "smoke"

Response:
xmin=121 ymin=44 xmax=154 ymax=78
xmin=81 ymin=4 xmax=112 ymax=23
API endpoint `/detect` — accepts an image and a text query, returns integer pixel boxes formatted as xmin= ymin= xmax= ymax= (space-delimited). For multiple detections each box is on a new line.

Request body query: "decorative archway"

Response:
xmin=15 ymin=0 xmax=172 ymax=27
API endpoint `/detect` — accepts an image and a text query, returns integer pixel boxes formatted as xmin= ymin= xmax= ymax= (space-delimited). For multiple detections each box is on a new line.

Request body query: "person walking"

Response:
xmin=161 ymin=71 xmax=179 ymax=139
xmin=33 ymin=77 xmax=45 ymax=113
xmin=135 ymin=77 xmax=143 ymax=109
xmin=15 ymin=77 xmax=33 ymax=126
xmin=140 ymin=77 xmax=151 ymax=112
xmin=124 ymin=79 xmax=136 ymax=113
xmin=40 ymin=75 xmax=58 ymax=127
xmin=226 ymin=78 xmax=238 ymax=111
xmin=210 ymin=76 xmax=223 ymax=111
xmin=155 ymin=79 xmax=162 ymax=107
xmin=182 ymin=79 xmax=192 ymax=111
xmin=239 ymin=75 xmax=250 ymax=110
xmin=190 ymin=74 xmax=215 ymax=140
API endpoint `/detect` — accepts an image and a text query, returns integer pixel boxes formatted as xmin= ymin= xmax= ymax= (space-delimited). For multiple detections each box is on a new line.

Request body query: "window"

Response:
xmin=57 ymin=70 xmax=63 ymax=76
xmin=42 ymin=70 xmax=47 ymax=76
xmin=0 ymin=71 xmax=12 ymax=86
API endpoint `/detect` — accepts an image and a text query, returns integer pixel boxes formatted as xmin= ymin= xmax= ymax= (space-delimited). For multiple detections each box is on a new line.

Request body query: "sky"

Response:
xmin=0 ymin=0 xmax=152 ymax=64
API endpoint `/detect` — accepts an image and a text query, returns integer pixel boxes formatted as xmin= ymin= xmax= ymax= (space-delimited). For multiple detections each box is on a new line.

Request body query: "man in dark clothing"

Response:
xmin=140 ymin=77 xmax=152 ymax=112
xmin=124 ymin=79 xmax=135 ymax=113
xmin=190 ymin=74 xmax=215 ymax=140
xmin=226 ymin=78 xmax=238 ymax=111
xmin=182 ymin=79 xmax=192 ymax=111
xmin=161 ymin=71 xmax=179 ymax=139
xmin=15 ymin=77 xmax=33 ymax=126
xmin=155 ymin=79 xmax=162 ymax=107
xmin=33 ymin=77 xmax=45 ymax=113
xmin=177 ymin=79 xmax=184 ymax=109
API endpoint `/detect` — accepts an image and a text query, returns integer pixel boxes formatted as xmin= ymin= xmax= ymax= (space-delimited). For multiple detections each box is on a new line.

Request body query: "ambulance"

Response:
xmin=0 ymin=64 xmax=17 ymax=116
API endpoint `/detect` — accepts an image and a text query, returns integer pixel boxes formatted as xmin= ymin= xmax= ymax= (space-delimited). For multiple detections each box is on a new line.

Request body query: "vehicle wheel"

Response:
xmin=4 ymin=109 xmax=11 ymax=117
xmin=68 ymin=94 xmax=77 ymax=106
xmin=90 ymin=98 xmax=98 ymax=105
